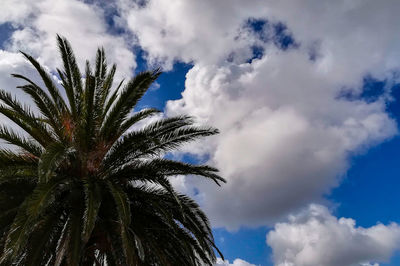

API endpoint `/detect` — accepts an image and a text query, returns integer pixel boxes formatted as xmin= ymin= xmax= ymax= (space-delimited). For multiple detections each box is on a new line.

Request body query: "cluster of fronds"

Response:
xmin=0 ymin=35 xmax=225 ymax=265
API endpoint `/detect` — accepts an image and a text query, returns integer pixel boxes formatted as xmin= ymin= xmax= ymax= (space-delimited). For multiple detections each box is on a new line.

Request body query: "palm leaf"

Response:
xmin=0 ymin=93 xmax=54 ymax=145
xmin=82 ymin=180 xmax=102 ymax=243
xmin=100 ymin=70 xmax=161 ymax=140
xmin=38 ymin=142 xmax=71 ymax=183
xmin=117 ymin=108 xmax=161 ymax=136
xmin=102 ymin=79 xmax=124 ymax=121
xmin=56 ymin=35 xmax=82 ymax=118
xmin=25 ymin=208 xmax=63 ymax=266
xmin=16 ymin=83 xmax=65 ymax=141
xmin=107 ymin=181 xmax=140 ymax=264
xmin=0 ymin=125 xmax=42 ymax=156
xmin=112 ymin=158 xmax=225 ymax=186
xmin=66 ymin=207 xmax=84 ymax=266
xmin=0 ymin=176 xmax=67 ymax=265
xmin=96 ymin=64 xmax=116 ymax=119
xmin=20 ymin=51 xmax=68 ymax=114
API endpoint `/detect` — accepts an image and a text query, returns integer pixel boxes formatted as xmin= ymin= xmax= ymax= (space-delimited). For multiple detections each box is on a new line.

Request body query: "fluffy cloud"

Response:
xmin=1 ymin=0 xmax=135 ymax=79
xmin=165 ymin=49 xmax=396 ymax=229
xmin=267 ymin=204 xmax=400 ymax=266
xmin=117 ymin=0 xmax=400 ymax=229
xmin=118 ymin=0 xmax=271 ymax=69
xmin=260 ymin=0 xmax=400 ymax=86
xmin=0 ymin=0 xmax=32 ymax=24
xmin=0 ymin=50 xmax=39 ymax=137
xmin=215 ymin=258 xmax=256 ymax=266
xmin=119 ymin=0 xmax=400 ymax=82
xmin=0 ymin=50 xmax=30 ymax=90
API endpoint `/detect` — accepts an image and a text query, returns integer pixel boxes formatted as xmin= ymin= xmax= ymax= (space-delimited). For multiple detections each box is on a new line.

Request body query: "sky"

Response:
xmin=1 ymin=1 xmax=400 ymax=265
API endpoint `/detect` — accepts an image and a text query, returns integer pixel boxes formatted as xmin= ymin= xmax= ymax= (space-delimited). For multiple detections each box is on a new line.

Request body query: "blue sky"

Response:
xmin=2 ymin=1 xmax=400 ymax=265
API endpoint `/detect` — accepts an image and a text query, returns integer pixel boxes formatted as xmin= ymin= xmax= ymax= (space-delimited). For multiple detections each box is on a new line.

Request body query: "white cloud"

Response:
xmin=267 ymin=204 xmax=400 ymax=266
xmin=118 ymin=0 xmax=270 ymax=69
xmin=165 ymin=49 xmax=396 ymax=229
xmin=215 ymin=258 xmax=256 ymax=266
xmin=0 ymin=49 xmax=66 ymax=140
xmin=1 ymin=0 xmax=136 ymax=79
xmin=116 ymin=0 xmax=400 ymax=229
xmin=260 ymin=0 xmax=400 ymax=86
xmin=0 ymin=50 xmax=46 ymax=105
xmin=119 ymin=0 xmax=400 ymax=82
xmin=0 ymin=0 xmax=32 ymax=24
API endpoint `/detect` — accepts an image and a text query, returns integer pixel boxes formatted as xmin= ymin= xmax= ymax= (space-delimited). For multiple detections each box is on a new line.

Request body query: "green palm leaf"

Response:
xmin=38 ymin=142 xmax=71 ymax=183
xmin=20 ymin=51 xmax=68 ymax=114
xmin=0 ymin=126 xmax=42 ymax=156
xmin=67 ymin=207 xmax=84 ymax=266
xmin=82 ymin=180 xmax=102 ymax=243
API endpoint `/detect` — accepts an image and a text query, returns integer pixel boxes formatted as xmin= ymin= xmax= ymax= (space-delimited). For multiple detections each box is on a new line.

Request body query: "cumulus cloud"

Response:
xmin=215 ymin=258 xmax=256 ymax=266
xmin=1 ymin=0 xmax=135 ymax=79
xmin=118 ymin=0 xmax=400 ymax=81
xmin=165 ymin=49 xmax=396 ymax=229
xmin=117 ymin=0 xmax=271 ymax=69
xmin=267 ymin=204 xmax=400 ymax=266
xmin=260 ymin=0 xmax=400 ymax=86
xmin=116 ymin=0 xmax=400 ymax=229
xmin=0 ymin=0 xmax=32 ymax=24
xmin=0 ymin=50 xmax=30 ymax=90
xmin=0 ymin=50 xmax=40 ymax=137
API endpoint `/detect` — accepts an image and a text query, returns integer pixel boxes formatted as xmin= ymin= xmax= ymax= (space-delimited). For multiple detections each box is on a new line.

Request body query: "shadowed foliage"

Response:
xmin=0 ymin=35 xmax=225 ymax=265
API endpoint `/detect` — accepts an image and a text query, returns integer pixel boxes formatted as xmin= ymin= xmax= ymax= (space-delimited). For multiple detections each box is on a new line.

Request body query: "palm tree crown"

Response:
xmin=0 ymin=35 xmax=225 ymax=265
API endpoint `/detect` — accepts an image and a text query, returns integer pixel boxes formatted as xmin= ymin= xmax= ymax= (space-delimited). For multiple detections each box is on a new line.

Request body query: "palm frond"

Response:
xmin=96 ymin=64 xmax=116 ymax=120
xmin=0 ymin=149 xmax=38 ymax=168
xmin=66 ymin=207 xmax=84 ymax=266
xmin=57 ymin=35 xmax=83 ymax=118
xmin=81 ymin=62 xmax=96 ymax=149
xmin=104 ymin=123 xmax=219 ymax=169
xmin=11 ymin=74 xmax=63 ymax=126
xmin=38 ymin=142 xmax=71 ymax=183
xmin=0 ymin=92 xmax=54 ymax=145
xmin=82 ymin=180 xmax=102 ymax=243
xmin=102 ymin=79 xmax=124 ymax=120
xmin=107 ymin=181 xmax=140 ymax=265
xmin=0 ymin=125 xmax=42 ymax=156
xmin=20 ymin=51 xmax=68 ymax=114
xmin=110 ymin=158 xmax=225 ymax=186
xmin=100 ymin=70 xmax=161 ymax=140
xmin=24 ymin=208 xmax=63 ymax=266
xmin=118 ymin=108 xmax=161 ymax=136
xmin=0 ymin=177 xmax=67 ymax=265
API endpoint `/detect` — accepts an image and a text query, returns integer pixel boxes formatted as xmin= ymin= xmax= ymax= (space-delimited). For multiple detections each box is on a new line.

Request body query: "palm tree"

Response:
xmin=0 ymin=35 xmax=225 ymax=265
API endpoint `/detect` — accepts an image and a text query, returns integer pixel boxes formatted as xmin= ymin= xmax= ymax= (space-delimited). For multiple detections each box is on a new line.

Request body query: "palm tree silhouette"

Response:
xmin=0 ymin=35 xmax=225 ymax=265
